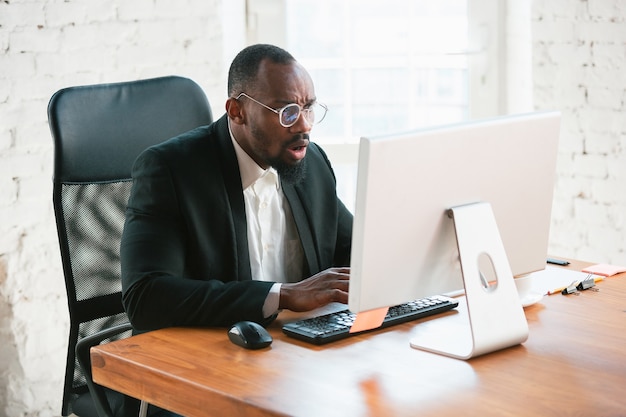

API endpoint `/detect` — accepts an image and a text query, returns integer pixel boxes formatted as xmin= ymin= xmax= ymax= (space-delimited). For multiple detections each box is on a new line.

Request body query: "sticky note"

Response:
xmin=349 ymin=307 xmax=389 ymax=333
xmin=581 ymin=263 xmax=626 ymax=277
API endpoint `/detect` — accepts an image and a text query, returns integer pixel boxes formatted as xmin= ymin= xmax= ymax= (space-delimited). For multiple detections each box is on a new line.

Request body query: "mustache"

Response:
xmin=287 ymin=133 xmax=310 ymax=144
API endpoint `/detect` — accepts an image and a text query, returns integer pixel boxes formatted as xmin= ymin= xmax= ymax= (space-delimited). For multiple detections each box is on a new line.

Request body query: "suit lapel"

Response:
xmin=214 ymin=116 xmax=252 ymax=281
xmin=283 ymin=183 xmax=319 ymax=276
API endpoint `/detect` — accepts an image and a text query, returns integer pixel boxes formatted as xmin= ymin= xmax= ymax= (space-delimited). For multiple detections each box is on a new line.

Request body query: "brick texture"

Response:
xmin=0 ymin=1 xmax=228 ymax=415
xmin=534 ymin=0 xmax=626 ymax=264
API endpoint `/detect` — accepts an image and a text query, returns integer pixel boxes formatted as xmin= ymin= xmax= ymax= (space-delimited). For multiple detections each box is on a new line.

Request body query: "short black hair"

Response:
xmin=227 ymin=44 xmax=295 ymax=97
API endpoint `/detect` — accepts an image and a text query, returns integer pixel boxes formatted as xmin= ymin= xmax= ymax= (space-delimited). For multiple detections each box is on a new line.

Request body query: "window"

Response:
xmin=245 ymin=0 xmax=508 ymax=209
xmin=285 ymin=0 xmax=469 ymax=143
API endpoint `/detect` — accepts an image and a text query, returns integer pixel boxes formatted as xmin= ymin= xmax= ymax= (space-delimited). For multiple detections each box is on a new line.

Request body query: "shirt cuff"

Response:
xmin=262 ymin=283 xmax=282 ymax=318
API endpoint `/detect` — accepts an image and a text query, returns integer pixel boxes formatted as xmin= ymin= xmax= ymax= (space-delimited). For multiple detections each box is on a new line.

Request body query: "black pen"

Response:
xmin=547 ymin=257 xmax=570 ymax=266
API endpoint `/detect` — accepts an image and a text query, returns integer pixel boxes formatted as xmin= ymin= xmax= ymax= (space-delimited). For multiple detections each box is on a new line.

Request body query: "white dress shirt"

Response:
xmin=229 ymin=125 xmax=304 ymax=317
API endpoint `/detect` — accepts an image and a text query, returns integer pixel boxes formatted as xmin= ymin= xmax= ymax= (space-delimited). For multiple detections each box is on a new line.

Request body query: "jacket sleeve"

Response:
xmin=120 ymin=145 xmax=274 ymax=331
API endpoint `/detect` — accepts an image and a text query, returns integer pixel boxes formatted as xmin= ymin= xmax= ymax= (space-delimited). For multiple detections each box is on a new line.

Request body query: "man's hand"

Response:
xmin=279 ymin=267 xmax=350 ymax=312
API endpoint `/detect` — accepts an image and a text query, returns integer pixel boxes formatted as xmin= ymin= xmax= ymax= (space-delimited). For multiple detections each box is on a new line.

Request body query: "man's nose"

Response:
xmin=292 ymin=111 xmax=313 ymax=133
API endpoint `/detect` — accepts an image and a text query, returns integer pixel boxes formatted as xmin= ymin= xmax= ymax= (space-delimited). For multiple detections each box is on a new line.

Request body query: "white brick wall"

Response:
xmin=533 ymin=0 xmax=626 ymax=264
xmin=0 ymin=1 xmax=243 ymax=415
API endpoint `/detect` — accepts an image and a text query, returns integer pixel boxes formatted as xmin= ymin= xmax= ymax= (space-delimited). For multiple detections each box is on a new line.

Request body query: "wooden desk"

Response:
xmin=91 ymin=260 xmax=626 ymax=416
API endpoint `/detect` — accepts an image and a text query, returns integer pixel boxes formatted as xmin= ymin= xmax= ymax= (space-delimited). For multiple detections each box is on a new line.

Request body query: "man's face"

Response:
xmin=231 ymin=60 xmax=316 ymax=183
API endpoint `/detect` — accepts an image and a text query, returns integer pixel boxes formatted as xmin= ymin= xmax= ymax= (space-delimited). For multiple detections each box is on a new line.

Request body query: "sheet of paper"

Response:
xmin=528 ymin=266 xmax=601 ymax=295
xmin=349 ymin=307 xmax=389 ymax=333
xmin=581 ymin=263 xmax=626 ymax=277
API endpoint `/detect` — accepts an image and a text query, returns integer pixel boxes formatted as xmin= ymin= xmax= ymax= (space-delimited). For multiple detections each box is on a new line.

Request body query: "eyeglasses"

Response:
xmin=235 ymin=92 xmax=328 ymax=128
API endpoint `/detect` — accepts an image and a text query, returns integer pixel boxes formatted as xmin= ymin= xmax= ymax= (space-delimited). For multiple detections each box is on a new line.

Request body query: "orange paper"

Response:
xmin=582 ymin=263 xmax=626 ymax=277
xmin=349 ymin=307 xmax=389 ymax=333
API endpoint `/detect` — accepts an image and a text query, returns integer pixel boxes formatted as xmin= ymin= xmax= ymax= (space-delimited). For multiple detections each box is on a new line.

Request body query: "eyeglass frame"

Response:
xmin=234 ymin=92 xmax=328 ymax=128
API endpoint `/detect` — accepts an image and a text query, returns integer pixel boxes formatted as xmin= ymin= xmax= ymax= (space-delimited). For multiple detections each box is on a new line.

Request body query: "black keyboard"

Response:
xmin=282 ymin=295 xmax=459 ymax=345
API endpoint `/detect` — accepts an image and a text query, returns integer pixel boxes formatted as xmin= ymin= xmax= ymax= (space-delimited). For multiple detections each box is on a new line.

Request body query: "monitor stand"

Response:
xmin=410 ymin=202 xmax=529 ymax=360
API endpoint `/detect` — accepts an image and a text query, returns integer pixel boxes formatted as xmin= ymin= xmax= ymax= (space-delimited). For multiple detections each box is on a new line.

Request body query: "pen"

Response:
xmin=546 ymin=276 xmax=604 ymax=295
xmin=546 ymin=286 xmax=567 ymax=295
xmin=547 ymin=257 xmax=570 ymax=266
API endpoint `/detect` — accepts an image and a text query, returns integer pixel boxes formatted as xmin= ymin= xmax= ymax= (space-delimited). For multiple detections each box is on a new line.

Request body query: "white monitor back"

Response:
xmin=349 ymin=112 xmax=561 ymax=313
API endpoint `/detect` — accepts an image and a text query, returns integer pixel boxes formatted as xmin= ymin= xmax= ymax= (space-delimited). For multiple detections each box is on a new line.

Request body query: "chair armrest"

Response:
xmin=76 ymin=322 xmax=133 ymax=417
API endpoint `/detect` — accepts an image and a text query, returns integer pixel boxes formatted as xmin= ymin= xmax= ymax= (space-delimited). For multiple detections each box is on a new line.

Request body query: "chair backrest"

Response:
xmin=48 ymin=76 xmax=213 ymax=416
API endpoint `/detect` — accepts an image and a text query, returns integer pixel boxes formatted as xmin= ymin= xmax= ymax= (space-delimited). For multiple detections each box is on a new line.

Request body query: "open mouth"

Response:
xmin=286 ymin=139 xmax=309 ymax=161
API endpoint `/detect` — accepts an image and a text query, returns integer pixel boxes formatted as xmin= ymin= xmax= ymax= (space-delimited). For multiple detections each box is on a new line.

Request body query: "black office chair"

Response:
xmin=48 ymin=76 xmax=213 ymax=417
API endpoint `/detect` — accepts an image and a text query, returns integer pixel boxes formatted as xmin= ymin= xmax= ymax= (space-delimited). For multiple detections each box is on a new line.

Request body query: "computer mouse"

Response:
xmin=227 ymin=321 xmax=273 ymax=350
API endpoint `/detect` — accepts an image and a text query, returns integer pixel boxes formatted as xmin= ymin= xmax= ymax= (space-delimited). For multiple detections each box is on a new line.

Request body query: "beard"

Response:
xmin=248 ymin=121 xmax=309 ymax=184
xmin=269 ymin=154 xmax=308 ymax=185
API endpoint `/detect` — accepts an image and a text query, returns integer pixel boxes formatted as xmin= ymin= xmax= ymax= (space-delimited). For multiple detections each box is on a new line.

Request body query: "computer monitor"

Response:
xmin=348 ymin=111 xmax=561 ymax=358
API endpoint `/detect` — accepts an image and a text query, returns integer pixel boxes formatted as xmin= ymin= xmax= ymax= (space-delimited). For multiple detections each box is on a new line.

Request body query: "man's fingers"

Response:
xmin=328 ymin=267 xmax=350 ymax=279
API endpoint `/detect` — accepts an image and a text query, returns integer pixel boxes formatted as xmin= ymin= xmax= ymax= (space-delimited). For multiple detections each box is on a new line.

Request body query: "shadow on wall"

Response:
xmin=0 ymin=255 xmax=24 ymax=415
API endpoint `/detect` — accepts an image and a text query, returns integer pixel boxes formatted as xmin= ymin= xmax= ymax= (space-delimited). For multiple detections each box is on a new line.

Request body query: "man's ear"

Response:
xmin=226 ymin=97 xmax=245 ymax=125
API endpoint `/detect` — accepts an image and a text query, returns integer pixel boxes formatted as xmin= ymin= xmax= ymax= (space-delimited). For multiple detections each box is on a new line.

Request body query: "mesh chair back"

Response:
xmin=48 ymin=76 xmax=213 ymax=416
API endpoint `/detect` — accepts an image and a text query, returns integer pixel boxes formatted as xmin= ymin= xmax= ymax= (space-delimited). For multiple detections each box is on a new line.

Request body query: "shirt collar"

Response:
xmin=228 ymin=120 xmax=280 ymax=190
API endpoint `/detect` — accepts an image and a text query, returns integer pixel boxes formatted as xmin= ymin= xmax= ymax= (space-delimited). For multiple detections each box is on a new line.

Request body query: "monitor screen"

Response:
xmin=348 ymin=112 xmax=561 ymax=314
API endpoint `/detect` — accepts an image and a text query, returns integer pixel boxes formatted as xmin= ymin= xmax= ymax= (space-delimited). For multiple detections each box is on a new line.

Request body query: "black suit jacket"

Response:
xmin=121 ymin=115 xmax=353 ymax=330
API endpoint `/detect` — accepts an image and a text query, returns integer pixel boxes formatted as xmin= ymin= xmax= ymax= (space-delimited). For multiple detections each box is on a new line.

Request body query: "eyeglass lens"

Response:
xmin=281 ymin=104 xmax=321 ymax=127
xmin=281 ymin=104 xmax=301 ymax=126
